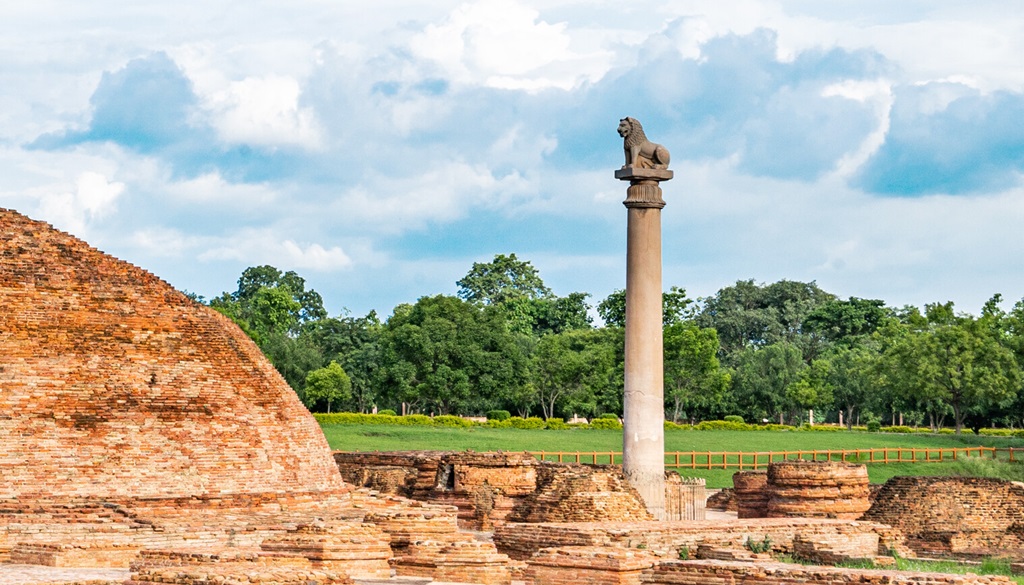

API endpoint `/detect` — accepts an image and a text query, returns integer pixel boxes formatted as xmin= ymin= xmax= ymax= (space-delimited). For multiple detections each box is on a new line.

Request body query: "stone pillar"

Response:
xmin=616 ymin=167 xmax=672 ymax=519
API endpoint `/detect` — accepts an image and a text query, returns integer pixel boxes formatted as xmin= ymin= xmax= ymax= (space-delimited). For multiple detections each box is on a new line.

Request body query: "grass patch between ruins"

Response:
xmin=321 ymin=425 xmax=1023 ymax=488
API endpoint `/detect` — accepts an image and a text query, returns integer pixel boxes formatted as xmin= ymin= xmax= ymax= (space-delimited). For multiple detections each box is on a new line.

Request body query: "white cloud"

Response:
xmin=822 ymin=79 xmax=894 ymax=177
xmin=199 ymin=229 xmax=352 ymax=271
xmin=166 ymin=172 xmax=280 ymax=207
xmin=209 ymin=76 xmax=323 ymax=148
xmin=36 ymin=171 xmax=125 ymax=235
xmin=410 ymin=0 xmax=609 ymax=90
xmin=334 ymin=161 xmax=534 ymax=230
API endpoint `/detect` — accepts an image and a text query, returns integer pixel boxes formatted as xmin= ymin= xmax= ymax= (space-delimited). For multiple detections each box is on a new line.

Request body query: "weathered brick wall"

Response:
xmin=507 ymin=463 xmax=654 ymax=524
xmin=494 ymin=517 xmax=908 ymax=561
xmin=862 ymin=476 xmax=1024 ymax=558
xmin=732 ymin=471 xmax=768 ymax=519
xmin=641 ymin=559 xmax=1015 ymax=585
xmin=0 ymin=208 xmax=345 ymax=499
xmin=766 ymin=461 xmax=871 ymax=519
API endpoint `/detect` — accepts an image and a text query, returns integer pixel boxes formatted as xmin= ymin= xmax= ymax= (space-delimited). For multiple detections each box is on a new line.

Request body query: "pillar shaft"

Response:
xmin=616 ymin=168 xmax=672 ymax=520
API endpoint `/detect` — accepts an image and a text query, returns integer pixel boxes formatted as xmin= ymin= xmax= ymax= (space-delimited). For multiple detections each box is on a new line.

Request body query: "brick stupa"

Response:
xmin=0 ymin=207 xmax=344 ymax=499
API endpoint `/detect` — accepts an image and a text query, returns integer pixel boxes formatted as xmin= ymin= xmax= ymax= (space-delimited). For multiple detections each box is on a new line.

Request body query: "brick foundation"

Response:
xmin=862 ymin=476 xmax=1024 ymax=559
xmin=766 ymin=461 xmax=871 ymax=519
xmin=641 ymin=559 xmax=1015 ymax=585
xmin=732 ymin=472 xmax=768 ymax=519
xmin=494 ymin=518 xmax=908 ymax=561
xmin=524 ymin=546 xmax=657 ymax=585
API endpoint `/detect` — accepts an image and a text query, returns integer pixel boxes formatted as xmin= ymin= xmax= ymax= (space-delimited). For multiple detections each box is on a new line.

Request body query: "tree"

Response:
xmin=695 ymin=279 xmax=835 ymax=364
xmin=731 ymin=342 xmax=806 ymax=424
xmin=307 ymin=312 xmax=382 ymax=412
xmin=378 ymin=295 xmax=528 ymax=415
xmin=785 ymin=359 xmax=833 ymax=423
xmin=304 ymin=361 xmax=352 ymax=413
xmin=884 ymin=310 xmax=1020 ymax=434
xmin=531 ymin=329 xmax=616 ymax=419
xmin=597 ymin=286 xmax=694 ymax=328
xmin=824 ymin=346 xmax=882 ymax=428
xmin=804 ymin=297 xmax=888 ymax=346
xmin=663 ymin=323 xmax=731 ymax=423
xmin=502 ymin=292 xmax=593 ymax=336
xmin=457 ymin=253 xmax=550 ymax=306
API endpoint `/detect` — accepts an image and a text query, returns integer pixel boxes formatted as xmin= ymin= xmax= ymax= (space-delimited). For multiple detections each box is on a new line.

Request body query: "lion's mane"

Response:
xmin=621 ymin=117 xmax=648 ymax=148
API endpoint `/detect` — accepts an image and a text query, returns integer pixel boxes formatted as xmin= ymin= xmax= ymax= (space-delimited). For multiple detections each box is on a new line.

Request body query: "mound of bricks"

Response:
xmin=259 ymin=522 xmax=392 ymax=578
xmin=0 ymin=208 xmax=345 ymax=502
xmin=791 ymin=532 xmax=895 ymax=567
xmin=334 ymin=451 xmax=447 ymax=499
xmin=766 ymin=460 xmax=871 ymax=519
xmin=334 ymin=450 xmax=539 ymax=529
xmin=523 ymin=546 xmax=656 ymax=585
xmin=128 ymin=561 xmax=353 ymax=585
xmin=393 ymin=538 xmax=512 ymax=585
xmin=862 ymin=476 xmax=1024 ymax=559
xmin=0 ymin=208 xmax=520 ymax=581
xmin=705 ymin=489 xmax=736 ymax=511
xmin=732 ymin=472 xmax=769 ymax=519
xmin=494 ymin=518 xmax=908 ymax=561
xmin=641 ymin=559 xmax=1015 ymax=585
xmin=507 ymin=463 xmax=654 ymax=523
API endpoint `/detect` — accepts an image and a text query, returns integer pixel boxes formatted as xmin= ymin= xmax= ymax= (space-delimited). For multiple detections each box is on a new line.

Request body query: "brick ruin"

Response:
xmin=334 ymin=451 xmax=665 ymax=529
xmin=731 ymin=461 xmax=871 ymax=520
xmin=0 ymin=209 xmax=515 ymax=584
xmin=2 ymin=207 xmax=1020 ymax=585
xmin=862 ymin=476 xmax=1024 ymax=560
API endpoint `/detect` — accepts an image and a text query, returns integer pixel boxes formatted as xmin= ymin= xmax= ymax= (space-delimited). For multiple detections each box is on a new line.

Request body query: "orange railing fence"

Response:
xmin=527 ymin=446 xmax=1019 ymax=469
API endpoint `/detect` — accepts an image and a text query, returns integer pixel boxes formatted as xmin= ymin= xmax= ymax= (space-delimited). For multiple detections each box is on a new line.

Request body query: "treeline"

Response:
xmin=196 ymin=255 xmax=1024 ymax=435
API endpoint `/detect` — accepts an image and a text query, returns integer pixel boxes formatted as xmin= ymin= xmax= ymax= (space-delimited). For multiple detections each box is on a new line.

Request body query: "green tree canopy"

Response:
xmin=457 ymin=253 xmax=551 ymax=305
xmin=378 ymin=295 xmax=528 ymax=415
xmin=597 ymin=286 xmax=694 ymax=328
xmin=695 ymin=279 xmax=836 ymax=364
xmin=663 ymin=323 xmax=731 ymax=423
xmin=304 ymin=361 xmax=352 ymax=413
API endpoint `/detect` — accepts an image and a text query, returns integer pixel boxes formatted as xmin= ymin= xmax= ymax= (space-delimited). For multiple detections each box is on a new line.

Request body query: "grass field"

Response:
xmin=321 ymin=424 xmax=1024 ymax=487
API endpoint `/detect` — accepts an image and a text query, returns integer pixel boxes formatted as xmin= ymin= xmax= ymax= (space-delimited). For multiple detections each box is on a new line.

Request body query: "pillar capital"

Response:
xmin=616 ymin=168 xmax=672 ymax=209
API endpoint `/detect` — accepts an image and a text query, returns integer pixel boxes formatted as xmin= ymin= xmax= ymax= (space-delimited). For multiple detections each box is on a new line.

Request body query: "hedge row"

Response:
xmin=312 ymin=413 xmax=1024 ymax=437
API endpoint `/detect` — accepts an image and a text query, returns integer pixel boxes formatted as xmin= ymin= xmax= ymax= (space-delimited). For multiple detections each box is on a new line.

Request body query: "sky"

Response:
xmin=2 ymin=1 xmax=1023 ymax=319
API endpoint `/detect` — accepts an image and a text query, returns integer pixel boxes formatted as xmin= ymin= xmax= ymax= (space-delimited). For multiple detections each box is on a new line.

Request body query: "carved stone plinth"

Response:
xmin=616 ymin=166 xmax=671 ymax=519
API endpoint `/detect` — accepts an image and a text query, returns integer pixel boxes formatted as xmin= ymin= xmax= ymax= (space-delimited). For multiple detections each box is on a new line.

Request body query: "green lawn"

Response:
xmin=321 ymin=424 xmax=1024 ymax=488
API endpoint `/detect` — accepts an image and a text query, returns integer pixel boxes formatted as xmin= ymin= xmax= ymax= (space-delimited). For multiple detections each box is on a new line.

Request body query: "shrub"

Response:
xmin=509 ymin=416 xmax=546 ymax=430
xmin=484 ymin=418 xmax=511 ymax=428
xmin=664 ymin=421 xmax=688 ymax=431
xmin=590 ymin=417 xmax=623 ymax=430
xmin=486 ymin=410 xmax=511 ymax=421
xmin=403 ymin=414 xmax=433 ymax=426
xmin=433 ymin=415 xmax=473 ymax=428
xmin=938 ymin=428 xmax=955 ymax=434
xmin=756 ymin=423 xmax=796 ymax=432
xmin=695 ymin=420 xmax=753 ymax=431
xmin=724 ymin=415 xmax=744 ymax=424
xmin=979 ymin=428 xmax=1014 ymax=437
xmin=545 ymin=417 xmax=569 ymax=430
xmin=866 ymin=420 xmax=881 ymax=433
xmin=883 ymin=425 xmax=915 ymax=434
xmin=598 ymin=413 xmax=620 ymax=420
xmin=376 ymin=409 xmax=397 ymax=416
xmin=744 ymin=535 xmax=772 ymax=554
xmin=800 ymin=424 xmax=843 ymax=432
xmin=315 ymin=412 xmax=401 ymax=425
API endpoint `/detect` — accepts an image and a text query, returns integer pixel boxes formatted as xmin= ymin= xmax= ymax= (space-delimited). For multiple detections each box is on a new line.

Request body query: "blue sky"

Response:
xmin=3 ymin=1 xmax=1023 ymax=319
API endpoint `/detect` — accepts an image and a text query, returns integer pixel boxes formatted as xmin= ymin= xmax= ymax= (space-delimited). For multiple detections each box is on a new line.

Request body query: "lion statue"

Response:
xmin=618 ymin=117 xmax=670 ymax=170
